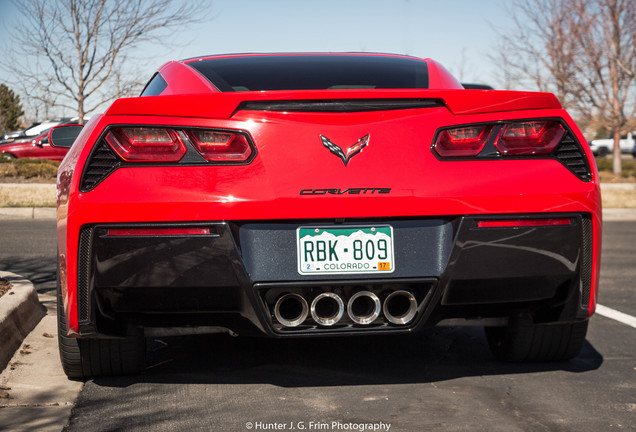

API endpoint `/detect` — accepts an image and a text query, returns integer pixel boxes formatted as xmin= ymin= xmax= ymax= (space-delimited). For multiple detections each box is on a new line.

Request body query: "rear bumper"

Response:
xmin=73 ymin=213 xmax=594 ymax=338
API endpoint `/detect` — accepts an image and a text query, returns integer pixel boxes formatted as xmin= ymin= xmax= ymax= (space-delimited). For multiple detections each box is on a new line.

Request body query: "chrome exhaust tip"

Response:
xmin=347 ymin=291 xmax=381 ymax=325
xmin=274 ymin=294 xmax=309 ymax=327
xmin=383 ymin=290 xmax=417 ymax=325
xmin=311 ymin=292 xmax=345 ymax=326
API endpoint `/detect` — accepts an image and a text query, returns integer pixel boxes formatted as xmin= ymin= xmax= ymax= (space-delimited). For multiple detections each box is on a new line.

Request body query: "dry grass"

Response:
xmin=601 ymin=186 xmax=636 ymax=208
xmin=0 ymin=184 xmax=57 ymax=207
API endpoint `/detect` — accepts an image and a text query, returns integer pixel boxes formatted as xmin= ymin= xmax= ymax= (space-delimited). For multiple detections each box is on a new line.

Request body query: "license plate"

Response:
xmin=297 ymin=226 xmax=394 ymax=275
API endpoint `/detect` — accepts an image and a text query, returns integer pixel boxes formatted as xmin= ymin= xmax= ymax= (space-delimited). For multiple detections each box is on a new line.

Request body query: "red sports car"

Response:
xmin=52 ymin=53 xmax=602 ymax=378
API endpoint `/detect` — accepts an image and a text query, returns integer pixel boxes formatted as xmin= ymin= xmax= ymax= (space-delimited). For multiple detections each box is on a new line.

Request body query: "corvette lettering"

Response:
xmin=300 ymin=188 xmax=391 ymax=195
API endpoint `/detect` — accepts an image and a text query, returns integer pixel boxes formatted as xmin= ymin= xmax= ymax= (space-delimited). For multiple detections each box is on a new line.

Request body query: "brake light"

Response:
xmin=477 ymin=218 xmax=571 ymax=228
xmin=105 ymin=127 xmax=187 ymax=162
xmin=495 ymin=121 xmax=565 ymax=155
xmin=433 ymin=125 xmax=494 ymax=157
xmin=185 ymin=129 xmax=252 ymax=161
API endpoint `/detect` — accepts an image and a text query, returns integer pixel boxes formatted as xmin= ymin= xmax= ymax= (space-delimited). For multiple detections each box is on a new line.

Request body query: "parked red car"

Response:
xmin=52 ymin=53 xmax=602 ymax=378
xmin=1 ymin=128 xmax=75 ymax=161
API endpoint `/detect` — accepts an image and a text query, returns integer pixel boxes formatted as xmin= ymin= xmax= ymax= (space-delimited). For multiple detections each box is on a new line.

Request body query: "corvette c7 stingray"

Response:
xmin=52 ymin=53 xmax=601 ymax=377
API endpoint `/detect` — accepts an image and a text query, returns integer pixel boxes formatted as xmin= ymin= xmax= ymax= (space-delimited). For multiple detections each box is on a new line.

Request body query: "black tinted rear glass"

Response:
xmin=140 ymin=73 xmax=168 ymax=96
xmin=186 ymin=55 xmax=429 ymax=92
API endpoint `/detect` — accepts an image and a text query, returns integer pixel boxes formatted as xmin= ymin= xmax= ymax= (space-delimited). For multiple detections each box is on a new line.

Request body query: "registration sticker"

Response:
xmin=297 ymin=226 xmax=394 ymax=275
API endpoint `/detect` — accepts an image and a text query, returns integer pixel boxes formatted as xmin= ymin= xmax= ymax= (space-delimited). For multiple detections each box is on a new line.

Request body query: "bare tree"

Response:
xmin=495 ymin=0 xmax=636 ymax=174
xmin=4 ymin=0 xmax=207 ymax=123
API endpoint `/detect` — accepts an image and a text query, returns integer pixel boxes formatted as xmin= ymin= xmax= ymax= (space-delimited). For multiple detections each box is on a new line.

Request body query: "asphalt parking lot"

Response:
xmin=0 ymin=218 xmax=634 ymax=431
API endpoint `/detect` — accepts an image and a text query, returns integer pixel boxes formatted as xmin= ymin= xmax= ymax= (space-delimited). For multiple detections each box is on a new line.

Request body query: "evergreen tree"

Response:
xmin=0 ymin=84 xmax=24 ymax=135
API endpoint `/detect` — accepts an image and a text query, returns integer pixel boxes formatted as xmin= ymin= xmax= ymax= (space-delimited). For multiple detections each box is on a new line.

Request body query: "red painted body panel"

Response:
xmin=56 ymin=54 xmax=602 ymax=335
xmin=157 ymin=61 xmax=218 ymax=94
xmin=426 ymin=59 xmax=463 ymax=89
xmin=57 ymin=115 xmax=103 ymax=330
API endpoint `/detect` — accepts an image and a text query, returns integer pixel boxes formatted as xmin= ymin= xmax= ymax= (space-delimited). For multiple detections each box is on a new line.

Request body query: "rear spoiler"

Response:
xmin=106 ymin=89 xmax=561 ymax=119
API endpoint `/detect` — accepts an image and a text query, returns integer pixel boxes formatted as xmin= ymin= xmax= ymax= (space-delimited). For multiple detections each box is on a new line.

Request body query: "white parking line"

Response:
xmin=596 ymin=304 xmax=636 ymax=329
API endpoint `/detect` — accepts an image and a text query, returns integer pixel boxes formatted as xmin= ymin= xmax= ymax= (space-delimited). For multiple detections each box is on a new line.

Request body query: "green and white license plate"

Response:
xmin=297 ymin=226 xmax=395 ymax=275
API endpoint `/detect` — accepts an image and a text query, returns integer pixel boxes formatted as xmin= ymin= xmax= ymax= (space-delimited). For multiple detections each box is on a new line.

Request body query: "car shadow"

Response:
xmin=92 ymin=326 xmax=603 ymax=389
xmin=0 ymin=257 xmax=56 ymax=294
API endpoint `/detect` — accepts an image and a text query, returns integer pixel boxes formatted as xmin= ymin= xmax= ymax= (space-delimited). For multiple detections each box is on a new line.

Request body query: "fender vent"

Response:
xmin=554 ymin=134 xmax=592 ymax=182
xmin=80 ymin=141 xmax=121 ymax=192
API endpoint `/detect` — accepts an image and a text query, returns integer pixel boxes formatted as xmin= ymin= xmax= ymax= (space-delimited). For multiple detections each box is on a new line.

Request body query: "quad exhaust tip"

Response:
xmin=347 ymin=291 xmax=381 ymax=325
xmin=383 ymin=290 xmax=417 ymax=325
xmin=311 ymin=292 xmax=345 ymax=326
xmin=274 ymin=293 xmax=309 ymax=327
xmin=273 ymin=289 xmax=418 ymax=328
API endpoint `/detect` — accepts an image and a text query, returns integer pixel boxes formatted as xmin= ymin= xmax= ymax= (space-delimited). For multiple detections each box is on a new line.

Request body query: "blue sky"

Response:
xmin=0 ymin=0 xmax=512 ymax=117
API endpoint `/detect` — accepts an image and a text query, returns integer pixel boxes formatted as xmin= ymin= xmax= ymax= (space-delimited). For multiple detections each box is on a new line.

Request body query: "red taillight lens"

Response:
xmin=106 ymin=127 xmax=187 ymax=162
xmin=433 ymin=125 xmax=494 ymax=157
xmin=185 ymin=130 xmax=252 ymax=162
xmin=495 ymin=121 xmax=565 ymax=155
xmin=477 ymin=218 xmax=571 ymax=228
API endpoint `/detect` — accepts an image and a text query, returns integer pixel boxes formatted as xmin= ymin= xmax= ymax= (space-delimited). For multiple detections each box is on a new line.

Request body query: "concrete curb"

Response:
xmin=0 ymin=208 xmax=56 ymax=219
xmin=0 ymin=272 xmax=46 ymax=370
xmin=601 ymin=183 xmax=636 ymax=190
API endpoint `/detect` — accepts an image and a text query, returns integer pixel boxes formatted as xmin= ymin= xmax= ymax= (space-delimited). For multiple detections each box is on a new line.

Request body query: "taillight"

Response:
xmin=433 ymin=125 xmax=494 ymax=157
xmin=185 ymin=129 xmax=252 ymax=162
xmin=104 ymin=127 xmax=254 ymax=163
xmin=105 ymin=127 xmax=187 ymax=162
xmin=495 ymin=121 xmax=565 ymax=155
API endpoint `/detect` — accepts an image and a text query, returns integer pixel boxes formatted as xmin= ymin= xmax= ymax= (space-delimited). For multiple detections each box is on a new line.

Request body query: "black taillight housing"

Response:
xmin=79 ymin=125 xmax=256 ymax=192
xmin=432 ymin=119 xmax=591 ymax=181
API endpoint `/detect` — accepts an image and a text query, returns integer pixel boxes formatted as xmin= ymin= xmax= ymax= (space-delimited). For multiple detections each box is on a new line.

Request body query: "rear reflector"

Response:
xmin=105 ymin=127 xmax=187 ymax=162
xmin=107 ymin=227 xmax=211 ymax=236
xmin=495 ymin=121 xmax=565 ymax=155
xmin=433 ymin=125 xmax=494 ymax=157
xmin=477 ymin=218 xmax=571 ymax=228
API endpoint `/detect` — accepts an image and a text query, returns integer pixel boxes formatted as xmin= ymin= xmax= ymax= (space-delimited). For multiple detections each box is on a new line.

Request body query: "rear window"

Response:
xmin=186 ymin=55 xmax=429 ymax=92
xmin=140 ymin=73 xmax=168 ymax=96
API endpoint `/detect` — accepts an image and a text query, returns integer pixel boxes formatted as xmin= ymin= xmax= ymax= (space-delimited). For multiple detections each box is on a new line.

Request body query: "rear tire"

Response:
xmin=57 ymin=268 xmax=146 ymax=378
xmin=484 ymin=317 xmax=588 ymax=362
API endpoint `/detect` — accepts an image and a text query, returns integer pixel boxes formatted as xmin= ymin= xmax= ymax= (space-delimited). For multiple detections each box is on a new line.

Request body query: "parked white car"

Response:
xmin=588 ymin=132 xmax=636 ymax=157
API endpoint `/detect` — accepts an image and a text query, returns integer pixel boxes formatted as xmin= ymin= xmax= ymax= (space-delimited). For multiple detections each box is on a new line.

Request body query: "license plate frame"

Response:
xmin=297 ymin=225 xmax=395 ymax=275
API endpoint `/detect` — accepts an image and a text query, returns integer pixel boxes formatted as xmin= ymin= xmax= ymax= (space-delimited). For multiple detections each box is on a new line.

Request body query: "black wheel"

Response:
xmin=484 ymin=316 xmax=588 ymax=362
xmin=1 ymin=152 xmax=16 ymax=161
xmin=596 ymin=147 xmax=609 ymax=157
xmin=57 ymin=266 xmax=146 ymax=378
